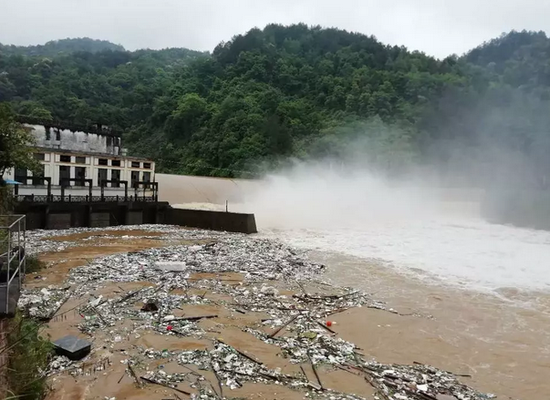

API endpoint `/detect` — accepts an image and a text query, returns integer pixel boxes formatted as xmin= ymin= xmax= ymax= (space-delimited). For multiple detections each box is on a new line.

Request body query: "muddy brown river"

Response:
xmin=161 ymin=170 xmax=550 ymax=399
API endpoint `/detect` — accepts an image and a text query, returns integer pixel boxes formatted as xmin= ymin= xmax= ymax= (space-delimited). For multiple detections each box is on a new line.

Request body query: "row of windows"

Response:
xmin=97 ymin=168 xmax=151 ymax=187
xmin=98 ymin=158 xmax=151 ymax=169
xmin=33 ymin=153 xmax=152 ymax=169
xmin=14 ymin=166 xmax=151 ymax=187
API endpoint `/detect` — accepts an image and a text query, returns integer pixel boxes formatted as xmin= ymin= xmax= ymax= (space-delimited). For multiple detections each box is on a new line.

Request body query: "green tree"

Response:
xmin=0 ymin=103 xmax=40 ymax=182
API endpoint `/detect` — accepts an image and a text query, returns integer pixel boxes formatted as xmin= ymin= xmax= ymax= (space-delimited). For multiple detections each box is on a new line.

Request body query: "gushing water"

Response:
xmin=174 ymin=165 xmax=550 ymax=294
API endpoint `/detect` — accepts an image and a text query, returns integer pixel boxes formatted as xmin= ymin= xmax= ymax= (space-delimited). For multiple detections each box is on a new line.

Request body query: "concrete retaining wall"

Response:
xmin=46 ymin=213 xmax=71 ymax=229
xmin=90 ymin=212 xmax=110 ymax=228
xmin=126 ymin=210 xmax=143 ymax=225
xmin=167 ymin=208 xmax=257 ymax=234
xmin=15 ymin=201 xmax=170 ymax=230
xmin=15 ymin=201 xmax=257 ymax=234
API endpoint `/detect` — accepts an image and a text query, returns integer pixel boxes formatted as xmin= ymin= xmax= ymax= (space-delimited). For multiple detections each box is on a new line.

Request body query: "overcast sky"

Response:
xmin=1 ymin=0 xmax=549 ymax=58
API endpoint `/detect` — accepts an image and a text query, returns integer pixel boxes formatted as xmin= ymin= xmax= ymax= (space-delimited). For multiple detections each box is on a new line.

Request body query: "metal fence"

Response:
xmin=14 ymin=194 xmax=157 ymax=203
xmin=0 ymin=215 xmax=26 ymax=315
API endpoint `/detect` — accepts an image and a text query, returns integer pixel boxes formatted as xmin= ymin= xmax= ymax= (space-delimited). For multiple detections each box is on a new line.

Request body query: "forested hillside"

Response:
xmin=1 ymin=26 xmax=550 ymax=187
xmin=0 ymin=38 xmax=125 ymax=57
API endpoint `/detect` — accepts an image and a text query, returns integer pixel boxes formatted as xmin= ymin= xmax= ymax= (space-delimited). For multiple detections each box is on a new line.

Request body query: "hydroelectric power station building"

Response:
xmin=2 ymin=124 xmax=157 ymax=202
xmin=1 ymin=121 xmax=257 ymax=233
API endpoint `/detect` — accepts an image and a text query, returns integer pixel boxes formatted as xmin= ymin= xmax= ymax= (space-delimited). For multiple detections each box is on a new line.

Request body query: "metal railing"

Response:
xmin=14 ymin=194 xmax=158 ymax=203
xmin=0 ymin=215 xmax=26 ymax=315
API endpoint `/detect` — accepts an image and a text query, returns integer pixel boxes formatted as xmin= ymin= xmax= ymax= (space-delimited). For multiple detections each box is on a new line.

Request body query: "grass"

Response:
xmin=25 ymin=255 xmax=45 ymax=274
xmin=6 ymin=312 xmax=52 ymax=400
xmin=1 ymin=188 xmax=51 ymax=399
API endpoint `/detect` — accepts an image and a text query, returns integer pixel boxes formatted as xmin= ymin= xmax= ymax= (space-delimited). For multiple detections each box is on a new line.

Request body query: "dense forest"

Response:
xmin=0 ymin=37 xmax=125 ymax=57
xmin=2 ymin=27 xmax=550 ymax=191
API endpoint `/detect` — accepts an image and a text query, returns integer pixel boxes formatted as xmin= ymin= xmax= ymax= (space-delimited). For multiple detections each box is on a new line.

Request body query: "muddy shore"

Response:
xmin=18 ymin=226 xmax=529 ymax=400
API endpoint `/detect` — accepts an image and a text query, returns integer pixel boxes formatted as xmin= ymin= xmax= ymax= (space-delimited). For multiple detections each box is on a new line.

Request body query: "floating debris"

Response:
xmin=20 ymin=225 xmax=499 ymax=400
xmin=53 ymin=335 xmax=92 ymax=360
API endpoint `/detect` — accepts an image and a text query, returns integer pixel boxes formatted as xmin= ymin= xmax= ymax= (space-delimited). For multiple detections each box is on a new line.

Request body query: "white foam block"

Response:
xmin=155 ymin=261 xmax=187 ymax=272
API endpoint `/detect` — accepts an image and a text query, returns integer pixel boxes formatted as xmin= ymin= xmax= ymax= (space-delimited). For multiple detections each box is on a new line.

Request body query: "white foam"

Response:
xmin=259 ymin=217 xmax=550 ymax=292
xmin=172 ymin=166 xmax=550 ymax=293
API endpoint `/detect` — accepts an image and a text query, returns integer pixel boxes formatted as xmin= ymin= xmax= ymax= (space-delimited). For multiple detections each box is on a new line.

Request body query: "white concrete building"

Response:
xmin=2 ymin=124 xmax=156 ymax=201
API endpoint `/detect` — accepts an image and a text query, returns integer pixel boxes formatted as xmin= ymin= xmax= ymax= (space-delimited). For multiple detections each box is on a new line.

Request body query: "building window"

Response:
xmin=98 ymin=169 xmax=108 ymax=186
xmin=142 ymin=172 xmax=151 ymax=189
xmin=131 ymin=170 xmax=140 ymax=188
xmin=75 ymin=167 xmax=86 ymax=186
xmin=112 ymin=159 xmax=121 ymax=167
xmin=111 ymin=169 xmax=120 ymax=188
xmin=60 ymin=155 xmax=71 ymax=163
xmin=75 ymin=156 xmax=86 ymax=164
xmin=59 ymin=166 xmax=70 ymax=186
xmin=131 ymin=161 xmax=140 ymax=168
xmin=34 ymin=153 xmax=45 ymax=161
xmin=14 ymin=168 xmax=27 ymax=184
xmin=45 ymin=127 xmax=51 ymax=140
xmin=55 ymin=129 xmax=61 ymax=141
xmin=98 ymin=158 xmax=108 ymax=166
xmin=143 ymin=162 xmax=151 ymax=169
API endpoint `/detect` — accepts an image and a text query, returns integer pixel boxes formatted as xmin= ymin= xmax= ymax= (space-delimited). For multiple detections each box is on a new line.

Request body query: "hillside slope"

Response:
xmin=0 ymin=37 xmax=125 ymax=56
xmin=1 ymin=26 xmax=550 ymax=187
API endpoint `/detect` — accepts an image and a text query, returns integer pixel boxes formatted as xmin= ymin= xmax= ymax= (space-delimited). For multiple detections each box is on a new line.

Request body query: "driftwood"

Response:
xmin=412 ymin=361 xmax=472 ymax=378
xmin=128 ymin=365 xmax=141 ymax=387
xmin=363 ymin=373 xmax=392 ymax=400
xmin=117 ymin=370 xmax=126 ymax=384
xmin=89 ymin=305 xmax=108 ymax=325
xmin=217 ymin=339 xmax=263 ymax=365
xmin=211 ymin=362 xmax=224 ymax=398
xmin=44 ymin=295 xmax=70 ymax=321
xmin=268 ymin=314 xmax=299 ymax=338
xmin=308 ymin=290 xmax=361 ymax=300
xmin=140 ymin=376 xmax=192 ymax=396
xmin=307 ymin=354 xmax=324 ymax=390
xmin=335 ymin=365 xmax=361 ymax=376
xmin=311 ymin=318 xmax=336 ymax=335
xmin=170 ymin=314 xmax=218 ymax=322
xmin=115 ymin=288 xmax=144 ymax=305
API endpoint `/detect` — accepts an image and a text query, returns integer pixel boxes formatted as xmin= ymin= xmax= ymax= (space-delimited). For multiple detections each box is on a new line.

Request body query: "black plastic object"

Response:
xmin=53 ymin=335 xmax=92 ymax=360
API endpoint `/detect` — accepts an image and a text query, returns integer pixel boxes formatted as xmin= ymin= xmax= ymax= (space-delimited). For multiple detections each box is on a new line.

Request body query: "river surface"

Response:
xmin=260 ymin=216 xmax=550 ymax=294
xmin=177 ymin=199 xmax=550 ymax=295
xmin=174 ymin=198 xmax=550 ymax=398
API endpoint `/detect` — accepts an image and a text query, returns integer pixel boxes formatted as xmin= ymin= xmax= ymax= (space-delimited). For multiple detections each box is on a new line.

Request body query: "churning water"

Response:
xmin=240 ymin=169 xmax=550 ymax=296
xmin=171 ymin=170 xmax=550 ymax=398
xmin=258 ymin=217 xmax=550 ymax=293
xmin=173 ymin=168 xmax=550 ymax=295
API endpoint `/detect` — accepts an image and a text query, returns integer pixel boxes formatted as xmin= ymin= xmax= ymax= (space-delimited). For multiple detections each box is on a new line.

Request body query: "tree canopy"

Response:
xmin=0 ymin=38 xmax=125 ymax=57
xmin=0 ymin=104 xmax=40 ymax=182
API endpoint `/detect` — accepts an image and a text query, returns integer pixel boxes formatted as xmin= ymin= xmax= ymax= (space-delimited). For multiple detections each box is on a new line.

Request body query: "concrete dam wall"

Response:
xmin=155 ymin=173 xmax=260 ymax=208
